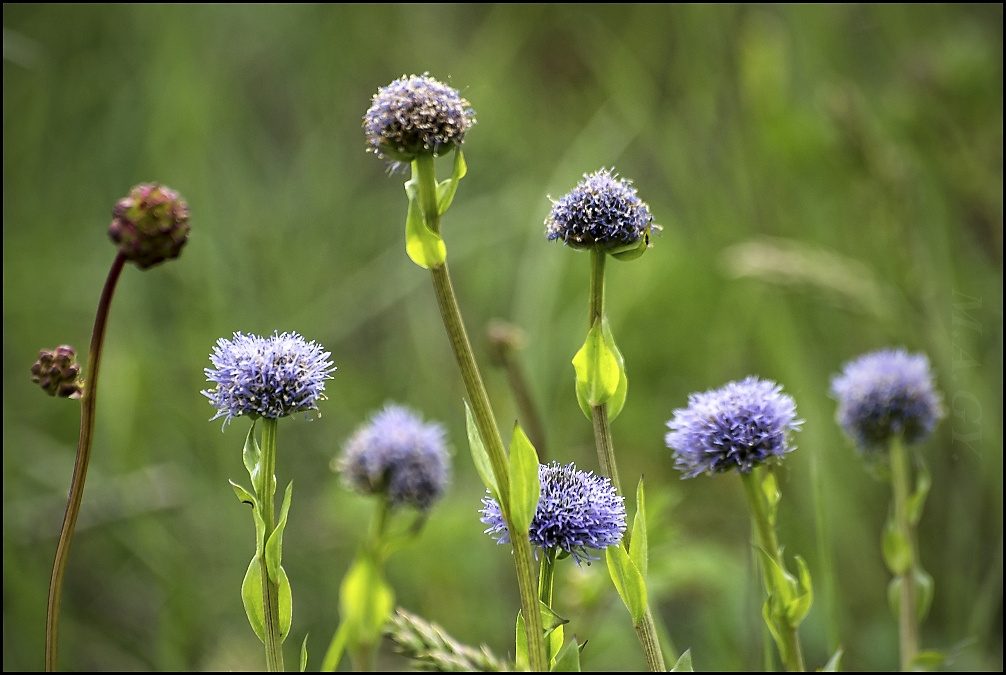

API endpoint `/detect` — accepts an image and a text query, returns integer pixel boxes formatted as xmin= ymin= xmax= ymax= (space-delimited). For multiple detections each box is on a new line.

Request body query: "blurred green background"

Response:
xmin=3 ymin=4 xmax=1002 ymax=671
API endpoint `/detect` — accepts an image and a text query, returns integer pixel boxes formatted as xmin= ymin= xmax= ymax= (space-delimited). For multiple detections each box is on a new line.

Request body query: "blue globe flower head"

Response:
xmin=202 ymin=331 xmax=335 ymax=425
xmin=545 ymin=168 xmax=656 ymax=252
xmin=338 ymin=404 xmax=450 ymax=511
xmin=831 ymin=348 xmax=944 ymax=451
xmin=666 ymin=376 xmax=802 ymax=478
xmin=364 ymin=73 xmax=476 ymax=166
xmin=480 ymin=461 xmax=626 ymax=566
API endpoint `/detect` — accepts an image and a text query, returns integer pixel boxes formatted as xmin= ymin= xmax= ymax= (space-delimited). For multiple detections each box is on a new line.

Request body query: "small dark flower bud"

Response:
xmin=31 ymin=345 xmax=84 ymax=399
xmin=108 ymin=183 xmax=190 ymax=269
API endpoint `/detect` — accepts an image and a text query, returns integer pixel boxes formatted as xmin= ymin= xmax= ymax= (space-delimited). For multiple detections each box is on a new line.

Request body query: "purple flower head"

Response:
xmin=831 ymin=348 xmax=944 ymax=451
xmin=364 ymin=73 xmax=476 ymax=166
xmin=202 ymin=331 xmax=335 ymax=425
xmin=666 ymin=376 xmax=802 ymax=478
xmin=480 ymin=462 xmax=626 ymax=565
xmin=108 ymin=183 xmax=190 ymax=269
xmin=545 ymin=169 xmax=655 ymax=251
xmin=338 ymin=404 xmax=450 ymax=511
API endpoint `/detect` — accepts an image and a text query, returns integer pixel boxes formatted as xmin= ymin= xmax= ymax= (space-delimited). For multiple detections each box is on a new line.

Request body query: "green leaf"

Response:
xmin=516 ymin=603 xmax=568 ymax=670
xmin=760 ymin=469 xmax=780 ymax=526
xmin=508 ymin=423 xmax=540 ymax=535
xmin=550 ymin=635 xmax=582 ymax=672
xmin=339 ymin=556 xmax=395 ymax=646
xmin=785 ymin=555 xmax=813 ymax=626
xmin=600 ymin=319 xmax=628 ymax=421
xmin=539 ymin=600 xmax=568 ymax=637
xmin=465 ymin=401 xmax=500 ymax=501
xmin=300 ymin=634 xmax=309 ymax=672
xmin=515 ymin=611 xmax=529 ymax=672
xmin=821 ymin=647 xmax=844 ymax=672
xmin=435 ymin=148 xmax=467 ymax=215
xmin=882 ymin=518 xmax=911 ymax=575
xmin=609 ymin=224 xmax=655 ymax=261
xmin=548 ymin=624 xmax=564 ymax=666
xmin=404 ymin=176 xmax=447 ymax=269
xmin=277 ymin=564 xmax=293 ymax=642
xmin=915 ymin=566 xmax=934 ymax=622
xmin=243 ymin=420 xmax=261 ymax=495
xmin=761 ymin=597 xmax=784 ymax=655
xmin=670 ymin=648 xmax=694 ymax=672
xmin=606 ymin=542 xmax=647 ymax=625
xmin=241 ymin=556 xmax=266 ymax=643
xmin=907 ymin=459 xmax=932 ymax=525
xmin=757 ymin=547 xmax=797 ymax=608
xmin=230 ymin=479 xmax=257 ymax=508
xmin=265 ymin=482 xmax=294 ymax=583
xmin=911 ymin=649 xmax=950 ymax=671
xmin=572 ymin=320 xmax=620 ymax=411
xmin=629 ymin=478 xmax=648 ymax=580
xmin=888 ymin=576 xmax=903 ymax=618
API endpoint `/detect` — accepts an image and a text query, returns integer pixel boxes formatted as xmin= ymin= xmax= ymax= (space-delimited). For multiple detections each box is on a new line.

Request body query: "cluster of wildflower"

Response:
xmin=202 ymin=331 xmax=335 ymax=425
xmin=31 ymin=346 xmax=83 ymax=399
xmin=363 ymin=73 xmax=476 ymax=166
xmin=545 ymin=169 xmax=654 ymax=251
xmin=108 ymin=183 xmax=190 ymax=269
xmin=831 ymin=348 xmax=944 ymax=451
xmin=481 ymin=461 xmax=625 ymax=565
xmin=666 ymin=376 xmax=802 ymax=478
xmin=337 ymin=404 xmax=450 ymax=511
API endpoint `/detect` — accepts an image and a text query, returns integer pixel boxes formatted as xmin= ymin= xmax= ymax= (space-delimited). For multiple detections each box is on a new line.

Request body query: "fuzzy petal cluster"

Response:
xmin=831 ymin=348 xmax=944 ymax=450
xmin=31 ymin=345 xmax=83 ymax=399
xmin=338 ymin=404 xmax=450 ymax=510
xmin=202 ymin=331 xmax=335 ymax=424
xmin=108 ymin=183 xmax=190 ymax=269
xmin=545 ymin=169 xmax=654 ymax=251
xmin=666 ymin=376 xmax=802 ymax=478
xmin=364 ymin=73 xmax=476 ymax=165
xmin=480 ymin=461 xmax=626 ymax=565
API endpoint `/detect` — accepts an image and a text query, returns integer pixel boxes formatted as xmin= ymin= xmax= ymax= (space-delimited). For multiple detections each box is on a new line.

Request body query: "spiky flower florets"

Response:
xmin=364 ymin=73 xmax=476 ymax=165
xmin=831 ymin=348 xmax=944 ymax=451
xmin=666 ymin=376 xmax=802 ymax=478
xmin=545 ymin=168 xmax=654 ymax=251
xmin=337 ymin=404 xmax=450 ymax=510
xmin=480 ymin=461 xmax=625 ymax=565
xmin=108 ymin=183 xmax=190 ymax=269
xmin=202 ymin=331 xmax=335 ymax=425
xmin=31 ymin=345 xmax=83 ymax=399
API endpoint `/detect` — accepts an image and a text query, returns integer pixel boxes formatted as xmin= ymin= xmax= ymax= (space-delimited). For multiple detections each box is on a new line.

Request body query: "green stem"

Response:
xmin=45 ymin=252 xmax=126 ymax=672
xmin=414 ymin=156 xmax=548 ymax=672
xmin=539 ymin=548 xmax=556 ymax=606
xmin=349 ymin=499 xmax=392 ymax=672
xmin=889 ymin=435 xmax=918 ymax=671
xmin=259 ymin=418 xmax=285 ymax=672
xmin=741 ymin=468 xmax=806 ymax=672
xmin=585 ymin=249 xmax=664 ymax=672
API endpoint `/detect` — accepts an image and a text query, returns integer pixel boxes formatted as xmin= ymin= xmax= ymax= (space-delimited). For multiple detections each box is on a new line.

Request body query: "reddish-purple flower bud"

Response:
xmin=108 ymin=183 xmax=190 ymax=269
xmin=31 ymin=345 xmax=83 ymax=399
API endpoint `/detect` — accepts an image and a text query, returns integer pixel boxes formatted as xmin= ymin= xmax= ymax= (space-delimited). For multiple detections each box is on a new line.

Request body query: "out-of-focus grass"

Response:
xmin=3 ymin=4 xmax=1001 ymax=671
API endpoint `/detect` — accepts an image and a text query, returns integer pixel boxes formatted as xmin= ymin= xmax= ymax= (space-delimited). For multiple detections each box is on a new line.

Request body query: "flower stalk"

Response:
xmin=585 ymin=249 xmax=665 ymax=672
xmin=889 ymin=435 xmax=918 ymax=671
xmin=414 ymin=156 xmax=548 ymax=672
xmin=258 ymin=418 xmax=285 ymax=672
xmin=741 ymin=468 xmax=806 ymax=672
xmin=45 ymin=251 xmax=127 ymax=672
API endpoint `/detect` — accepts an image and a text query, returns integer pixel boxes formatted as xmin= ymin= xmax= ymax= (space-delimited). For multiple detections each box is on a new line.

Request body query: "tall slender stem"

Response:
xmin=45 ymin=252 xmax=126 ymax=672
xmin=741 ymin=469 xmax=806 ymax=672
xmin=889 ymin=435 xmax=918 ymax=671
xmin=585 ymin=248 xmax=664 ymax=672
xmin=415 ymin=155 xmax=547 ymax=672
xmin=259 ymin=418 xmax=285 ymax=672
